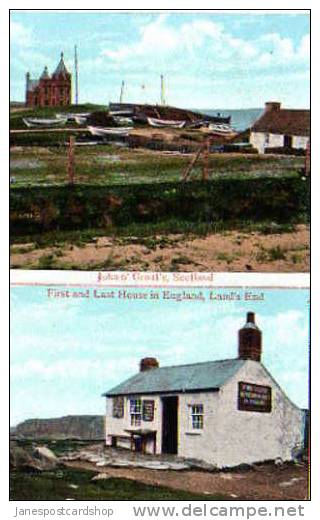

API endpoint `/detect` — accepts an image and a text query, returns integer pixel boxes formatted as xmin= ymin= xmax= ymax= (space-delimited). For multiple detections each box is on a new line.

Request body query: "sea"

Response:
xmin=194 ymin=108 xmax=263 ymax=132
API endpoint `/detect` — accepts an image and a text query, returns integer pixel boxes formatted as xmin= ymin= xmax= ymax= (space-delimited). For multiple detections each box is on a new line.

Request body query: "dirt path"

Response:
xmin=11 ymin=225 xmax=309 ymax=272
xmin=65 ymin=460 xmax=308 ymax=500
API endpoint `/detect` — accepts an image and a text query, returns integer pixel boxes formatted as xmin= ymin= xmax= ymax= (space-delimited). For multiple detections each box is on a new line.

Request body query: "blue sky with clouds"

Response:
xmin=10 ymin=11 xmax=310 ymax=108
xmin=10 ymin=285 xmax=309 ymax=425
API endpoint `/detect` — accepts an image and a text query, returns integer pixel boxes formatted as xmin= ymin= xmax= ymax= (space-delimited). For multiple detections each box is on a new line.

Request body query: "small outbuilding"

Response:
xmin=250 ymin=102 xmax=310 ymax=154
xmin=103 ymin=312 xmax=303 ymax=468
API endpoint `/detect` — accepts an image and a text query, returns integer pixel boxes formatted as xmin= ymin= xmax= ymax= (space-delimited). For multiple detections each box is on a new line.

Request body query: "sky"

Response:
xmin=10 ymin=11 xmax=310 ymax=109
xmin=10 ymin=285 xmax=309 ymax=425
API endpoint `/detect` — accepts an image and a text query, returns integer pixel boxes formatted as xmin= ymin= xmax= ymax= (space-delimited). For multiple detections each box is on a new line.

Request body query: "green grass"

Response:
xmin=10 ymin=468 xmax=226 ymax=500
xmin=255 ymin=245 xmax=287 ymax=262
xmin=10 ymin=143 xmax=304 ymax=187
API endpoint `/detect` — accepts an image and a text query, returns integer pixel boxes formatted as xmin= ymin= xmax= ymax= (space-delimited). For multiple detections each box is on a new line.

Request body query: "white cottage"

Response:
xmin=250 ymin=102 xmax=310 ymax=154
xmin=103 ymin=312 xmax=303 ymax=468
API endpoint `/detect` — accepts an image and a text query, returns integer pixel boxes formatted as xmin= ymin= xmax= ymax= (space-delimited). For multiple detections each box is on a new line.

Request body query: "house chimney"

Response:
xmin=264 ymin=101 xmax=281 ymax=113
xmin=140 ymin=357 xmax=159 ymax=372
xmin=238 ymin=312 xmax=262 ymax=362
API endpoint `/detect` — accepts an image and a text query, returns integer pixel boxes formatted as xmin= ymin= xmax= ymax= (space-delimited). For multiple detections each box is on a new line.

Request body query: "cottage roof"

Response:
xmin=251 ymin=109 xmax=310 ymax=137
xmin=104 ymin=358 xmax=245 ymax=396
xmin=53 ymin=52 xmax=69 ymax=77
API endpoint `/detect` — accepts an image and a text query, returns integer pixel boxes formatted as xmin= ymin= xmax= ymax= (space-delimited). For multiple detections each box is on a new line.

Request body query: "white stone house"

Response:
xmin=250 ymin=102 xmax=310 ymax=154
xmin=103 ymin=312 xmax=304 ymax=468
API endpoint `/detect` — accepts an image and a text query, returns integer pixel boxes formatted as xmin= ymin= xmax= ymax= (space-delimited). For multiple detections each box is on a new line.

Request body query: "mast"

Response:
xmin=74 ymin=45 xmax=79 ymax=105
xmin=160 ymin=75 xmax=165 ymax=106
xmin=119 ymin=80 xmax=125 ymax=104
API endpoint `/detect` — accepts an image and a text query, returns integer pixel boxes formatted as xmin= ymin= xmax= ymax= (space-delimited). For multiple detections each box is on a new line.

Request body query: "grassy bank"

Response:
xmin=10 ymin=177 xmax=310 ymax=238
xmin=10 ymin=467 xmax=226 ymax=500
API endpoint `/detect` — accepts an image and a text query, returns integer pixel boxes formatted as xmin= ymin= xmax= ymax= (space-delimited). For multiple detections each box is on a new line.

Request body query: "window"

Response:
xmin=188 ymin=404 xmax=204 ymax=430
xmin=142 ymin=400 xmax=155 ymax=422
xmin=130 ymin=399 xmax=142 ymax=426
xmin=265 ymin=133 xmax=270 ymax=145
xmin=112 ymin=396 xmax=124 ymax=418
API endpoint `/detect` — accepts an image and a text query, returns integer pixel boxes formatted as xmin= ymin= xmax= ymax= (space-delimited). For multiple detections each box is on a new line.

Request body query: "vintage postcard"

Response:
xmin=10 ymin=271 xmax=309 ymax=501
xmin=10 ymin=10 xmax=310 ymax=273
xmin=8 ymin=7 xmax=311 ymax=512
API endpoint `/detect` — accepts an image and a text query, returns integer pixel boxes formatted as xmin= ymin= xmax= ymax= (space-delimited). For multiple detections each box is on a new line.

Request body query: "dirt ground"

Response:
xmin=65 ymin=460 xmax=308 ymax=500
xmin=11 ymin=224 xmax=309 ymax=272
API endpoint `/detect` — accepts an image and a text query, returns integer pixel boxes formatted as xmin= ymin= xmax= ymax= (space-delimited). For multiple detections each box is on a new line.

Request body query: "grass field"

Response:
xmin=10 ymin=144 xmax=304 ymax=187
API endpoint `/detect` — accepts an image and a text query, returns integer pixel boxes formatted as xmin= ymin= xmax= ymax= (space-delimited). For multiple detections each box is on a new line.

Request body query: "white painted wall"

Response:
xmin=250 ymin=131 xmax=308 ymax=154
xmin=213 ymin=361 xmax=303 ymax=468
xmin=177 ymin=392 xmax=220 ymax=463
xmin=293 ymin=135 xmax=309 ymax=149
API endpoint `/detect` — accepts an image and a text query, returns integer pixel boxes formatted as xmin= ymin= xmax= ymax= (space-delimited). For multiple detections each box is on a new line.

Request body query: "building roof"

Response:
xmin=251 ymin=109 xmax=310 ymax=137
xmin=40 ymin=66 xmax=50 ymax=80
xmin=53 ymin=52 xmax=69 ymax=77
xmin=104 ymin=358 xmax=246 ymax=396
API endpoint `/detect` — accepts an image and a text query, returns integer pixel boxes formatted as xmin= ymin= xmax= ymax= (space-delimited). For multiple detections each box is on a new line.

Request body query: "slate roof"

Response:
xmin=251 ymin=109 xmax=310 ymax=137
xmin=104 ymin=358 xmax=246 ymax=396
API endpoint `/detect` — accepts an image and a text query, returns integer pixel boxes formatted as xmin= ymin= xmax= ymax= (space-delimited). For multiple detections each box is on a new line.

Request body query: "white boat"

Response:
xmin=23 ymin=117 xmax=66 ymax=128
xmin=87 ymin=126 xmax=132 ymax=137
xmin=109 ymin=110 xmax=134 ymax=116
xmin=74 ymin=115 xmax=88 ymax=125
xmin=56 ymin=112 xmax=90 ymax=122
xmin=147 ymin=117 xmax=186 ymax=129
xmin=113 ymin=116 xmax=133 ymax=126
xmin=208 ymin=123 xmax=236 ymax=135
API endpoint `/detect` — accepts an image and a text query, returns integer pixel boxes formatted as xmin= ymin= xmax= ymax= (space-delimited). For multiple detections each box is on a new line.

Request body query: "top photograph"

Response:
xmin=10 ymin=10 xmax=310 ymax=273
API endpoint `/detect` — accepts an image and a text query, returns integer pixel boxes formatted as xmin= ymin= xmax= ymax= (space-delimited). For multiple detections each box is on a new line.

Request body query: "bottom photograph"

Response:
xmin=10 ymin=274 xmax=309 ymax=501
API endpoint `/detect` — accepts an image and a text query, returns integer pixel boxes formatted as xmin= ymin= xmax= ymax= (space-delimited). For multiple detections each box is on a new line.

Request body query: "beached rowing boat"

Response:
xmin=112 ymin=116 xmax=133 ymax=126
xmin=87 ymin=126 xmax=132 ymax=137
xmin=74 ymin=115 xmax=89 ymax=125
xmin=56 ymin=112 xmax=91 ymax=122
xmin=147 ymin=117 xmax=186 ymax=129
xmin=208 ymin=123 xmax=236 ymax=136
xmin=23 ymin=117 xmax=66 ymax=128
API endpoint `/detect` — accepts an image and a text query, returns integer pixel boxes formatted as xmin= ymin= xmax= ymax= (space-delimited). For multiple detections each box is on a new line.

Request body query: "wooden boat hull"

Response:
xmin=87 ymin=126 xmax=132 ymax=137
xmin=23 ymin=117 xmax=66 ymax=128
xmin=147 ymin=117 xmax=185 ymax=129
xmin=208 ymin=123 xmax=236 ymax=136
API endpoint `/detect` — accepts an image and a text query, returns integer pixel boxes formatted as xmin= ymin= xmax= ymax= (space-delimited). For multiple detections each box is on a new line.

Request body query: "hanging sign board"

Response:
xmin=238 ymin=382 xmax=272 ymax=413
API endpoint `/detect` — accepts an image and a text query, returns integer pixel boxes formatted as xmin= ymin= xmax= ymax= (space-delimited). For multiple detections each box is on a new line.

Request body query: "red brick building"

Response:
xmin=25 ymin=52 xmax=71 ymax=107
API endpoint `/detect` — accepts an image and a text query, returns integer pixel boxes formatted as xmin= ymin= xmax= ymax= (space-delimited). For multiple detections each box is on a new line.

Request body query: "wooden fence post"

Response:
xmin=203 ymin=138 xmax=210 ymax=181
xmin=67 ymin=135 xmax=75 ymax=185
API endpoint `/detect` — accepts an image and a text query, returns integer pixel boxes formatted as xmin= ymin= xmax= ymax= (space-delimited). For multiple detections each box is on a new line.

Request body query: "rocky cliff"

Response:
xmin=12 ymin=415 xmax=104 ymax=440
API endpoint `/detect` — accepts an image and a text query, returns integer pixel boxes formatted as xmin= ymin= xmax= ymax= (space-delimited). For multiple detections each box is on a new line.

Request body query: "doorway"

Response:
xmin=161 ymin=396 xmax=178 ymax=454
